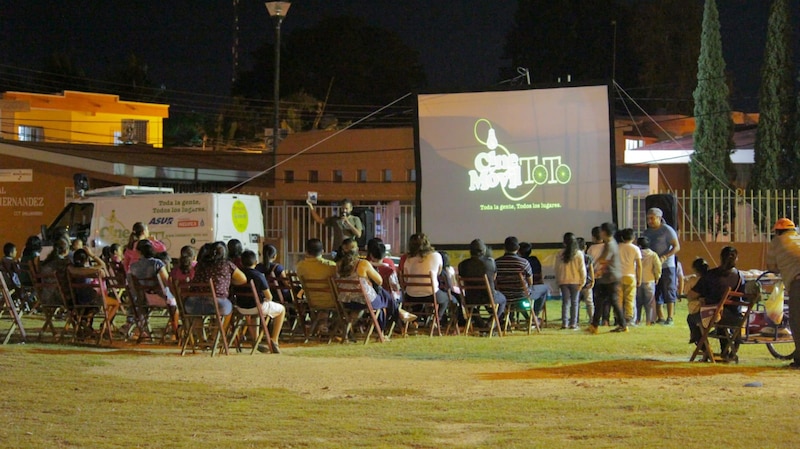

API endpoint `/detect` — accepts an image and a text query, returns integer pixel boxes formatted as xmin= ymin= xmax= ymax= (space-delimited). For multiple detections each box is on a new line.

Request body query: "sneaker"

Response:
xmin=570 ymin=324 xmax=580 ymax=330
xmin=655 ymin=318 xmax=665 ymax=324
xmin=664 ymin=317 xmax=674 ymax=325
xmin=257 ymin=343 xmax=271 ymax=353
xmin=587 ymin=325 xmax=598 ymax=334
xmin=271 ymin=341 xmax=281 ymax=354
xmin=610 ymin=326 xmax=628 ymax=333
xmin=399 ymin=309 xmax=418 ymax=323
xmin=560 ymin=325 xmax=568 ymax=330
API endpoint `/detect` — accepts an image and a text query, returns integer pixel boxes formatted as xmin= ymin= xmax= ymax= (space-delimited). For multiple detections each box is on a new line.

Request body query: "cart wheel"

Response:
xmin=766 ymin=343 xmax=796 ymax=360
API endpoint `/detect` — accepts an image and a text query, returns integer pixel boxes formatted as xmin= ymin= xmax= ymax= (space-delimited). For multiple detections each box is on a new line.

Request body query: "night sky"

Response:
xmin=0 ymin=1 xmax=786 ymax=111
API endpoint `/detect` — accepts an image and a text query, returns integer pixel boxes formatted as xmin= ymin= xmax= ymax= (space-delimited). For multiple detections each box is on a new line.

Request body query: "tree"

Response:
xmin=690 ymin=0 xmax=734 ymax=193
xmin=235 ymin=16 xmax=426 ymax=107
xmin=750 ymin=0 xmax=793 ymax=191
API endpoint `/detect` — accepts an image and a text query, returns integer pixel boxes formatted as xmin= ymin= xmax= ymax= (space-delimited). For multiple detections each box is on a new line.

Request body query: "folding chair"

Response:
xmin=496 ymin=272 xmax=540 ymax=334
xmin=173 ymin=279 xmax=229 ymax=356
xmin=31 ymin=269 xmax=74 ymax=342
xmin=401 ymin=272 xmax=444 ymax=337
xmin=332 ymin=277 xmax=386 ymax=344
xmin=67 ymin=270 xmax=115 ymax=346
xmin=298 ymin=276 xmax=344 ymax=344
xmin=128 ymin=274 xmax=176 ymax=343
xmin=285 ymin=270 xmax=310 ymax=341
xmin=532 ymin=273 xmax=548 ymax=325
xmin=0 ymin=273 xmax=27 ymax=344
xmin=437 ymin=271 xmax=460 ymax=336
xmin=230 ymin=280 xmax=274 ymax=354
xmin=457 ymin=274 xmax=503 ymax=338
xmin=690 ymin=288 xmax=754 ymax=363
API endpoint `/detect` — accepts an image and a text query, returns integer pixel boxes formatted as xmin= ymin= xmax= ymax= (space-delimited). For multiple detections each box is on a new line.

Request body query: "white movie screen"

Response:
xmin=416 ymin=85 xmax=613 ymax=245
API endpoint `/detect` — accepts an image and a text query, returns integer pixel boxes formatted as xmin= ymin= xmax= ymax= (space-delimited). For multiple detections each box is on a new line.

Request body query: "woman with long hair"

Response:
xmin=123 ymin=222 xmax=167 ymax=272
xmin=401 ymin=233 xmax=449 ymax=320
xmin=186 ymin=241 xmax=246 ymax=323
xmin=555 ymin=232 xmax=586 ymax=330
xmin=170 ymin=245 xmax=197 ymax=284
xmin=335 ymin=239 xmax=396 ymax=330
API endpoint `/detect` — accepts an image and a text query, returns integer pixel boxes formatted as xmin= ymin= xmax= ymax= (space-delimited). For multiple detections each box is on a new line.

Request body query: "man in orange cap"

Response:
xmin=765 ymin=218 xmax=800 ymax=368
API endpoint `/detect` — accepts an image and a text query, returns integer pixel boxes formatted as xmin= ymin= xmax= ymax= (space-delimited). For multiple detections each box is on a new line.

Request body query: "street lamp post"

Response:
xmin=266 ymin=2 xmax=291 ymax=163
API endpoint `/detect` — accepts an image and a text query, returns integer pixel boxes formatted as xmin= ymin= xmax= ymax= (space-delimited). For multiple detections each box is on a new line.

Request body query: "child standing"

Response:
xmin=636 ymin=236 xmax=662 ymax=325
xmin=618 ymin=228 xmax=642 ymax=324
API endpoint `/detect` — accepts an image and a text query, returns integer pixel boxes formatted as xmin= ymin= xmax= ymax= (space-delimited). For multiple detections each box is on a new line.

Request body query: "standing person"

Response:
xmin=765 ymin=218 xmax=800 ymax=369
xmin=123 ymin=222 xmax=167 ymax=272
xmin=576 ymin=237 xmax=595 ymax=323
xmin=586 ymin=226 xmax=609 ymax=325
xmin=589 ymin=222 xmax=627 ymax=333
xmin=307 ymin=198 xmax=363 ymax=257
xmin=554 ymin=233 xmax=586 ymax=330
xmin=636 ymin=236 xmax=662 ymax=325
xmin=618 ymin=228 xmax=642 ymax=325
xmin=642 ymin=207 xmax=681 ymax=325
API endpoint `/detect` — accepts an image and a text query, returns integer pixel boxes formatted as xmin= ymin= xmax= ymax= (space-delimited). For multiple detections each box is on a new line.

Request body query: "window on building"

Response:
xmin=407 ymin=168 xmax=416 ymax=182
xmin=309 ymin=170 xmax=319 ymax=183
xmin=382 ymin=169 xmax=392 ymax=183
xmin=625 ymin=139 xmax=645 ymax=151
xmin=285 ymin=170 xmax=294 ymax=183
xmin=121 ymin=119 xmax=149 ymax=144
xmin=333 ymin=169 xmax=343 ymax=183
xmin=357 ymin=169 xmax=367 ymax=183
xmin=18 ymin=125 xmax=44 ymax=142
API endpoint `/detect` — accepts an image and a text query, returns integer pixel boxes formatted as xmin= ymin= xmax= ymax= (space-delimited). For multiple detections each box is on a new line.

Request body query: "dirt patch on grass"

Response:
xmin=479 ymin=359 xmax=769 ymax=380
xmin=29 ymin=348 xmax=155 ymax=356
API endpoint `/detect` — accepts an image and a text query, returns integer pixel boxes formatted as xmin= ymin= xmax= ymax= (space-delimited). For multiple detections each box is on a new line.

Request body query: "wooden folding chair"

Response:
xmin=496 ymin=272 xmax=540 ymax=334
xmin=128 ymin=274 xmax=176 ymax=343
xmin=457 ymin=274 xmax=503 ymax=338
xmin=230 ymin=280 xmax=274 ymax=354
xmin=67 ymin=270 xmax=115 ymax=346
xmin=332 ymin=277 xmax=386 ymax=344
xmin=690 ymin=288 xmax=754 ymax=363
xmin=0 ymin=273 xmax=27 ymax=344
xmin=31 ymin=269 xmax=74 ymax=342
xmin=298 ymin=276 xmax=344 ymax=344
xmin=173 ymin=279 xmax=229 ymax=356
xmin=401 ymin=272 xmax=443 ymax=337
xmin=285 ymin=270 xmax=310 ymax=341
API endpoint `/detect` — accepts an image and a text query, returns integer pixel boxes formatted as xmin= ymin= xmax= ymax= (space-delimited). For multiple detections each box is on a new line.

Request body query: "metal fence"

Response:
xmin=619 ymin=190 xmax=800 ymax=243
xmin=265 ymin=203 xmax=416 ymax=269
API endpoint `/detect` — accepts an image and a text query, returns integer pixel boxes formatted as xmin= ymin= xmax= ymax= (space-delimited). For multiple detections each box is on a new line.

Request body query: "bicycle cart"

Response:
xmin=740 ymin=272 xmax=796 ymax=361
xmin=692 ymin=271 xmax=795 ymax=364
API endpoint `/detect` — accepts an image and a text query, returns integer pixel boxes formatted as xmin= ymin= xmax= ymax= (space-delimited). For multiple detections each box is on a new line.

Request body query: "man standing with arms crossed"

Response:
xmin=643 ymin=207 xmax=680 ymax=325
xmin=765 ymin=218 xmax=800 ymax=369
xmin=308 ymin=198 xmax=363 ymax=257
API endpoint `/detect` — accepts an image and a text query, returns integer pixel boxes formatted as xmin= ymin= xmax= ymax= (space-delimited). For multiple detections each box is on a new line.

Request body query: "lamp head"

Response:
xmin=266 ymin=1 xmax=291 ymax=18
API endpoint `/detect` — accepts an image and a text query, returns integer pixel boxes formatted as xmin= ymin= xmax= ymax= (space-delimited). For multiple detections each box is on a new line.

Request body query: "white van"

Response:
xmin=42 ymin=186 xmax=264 ymax=257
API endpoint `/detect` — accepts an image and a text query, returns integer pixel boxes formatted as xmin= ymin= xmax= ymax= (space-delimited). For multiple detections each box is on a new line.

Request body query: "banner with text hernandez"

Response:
xmin=416 ymin=85 xmax=614 ymax=245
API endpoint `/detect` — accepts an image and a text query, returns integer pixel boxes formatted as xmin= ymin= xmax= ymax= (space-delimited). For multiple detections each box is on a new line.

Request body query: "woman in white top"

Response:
xmin=555 ymin=232 xmax=587 ymax=329
xmin=401 ymin=233 xmax=450 ymax=319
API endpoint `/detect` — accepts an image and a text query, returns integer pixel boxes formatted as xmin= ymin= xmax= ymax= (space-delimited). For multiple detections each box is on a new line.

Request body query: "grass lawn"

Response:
xmin=0 ymin=300 xmax=798 ymax=448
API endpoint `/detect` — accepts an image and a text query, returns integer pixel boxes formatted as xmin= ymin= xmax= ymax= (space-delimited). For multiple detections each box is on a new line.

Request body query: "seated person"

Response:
xmin=687 ymin=247 xmax=745 ymax=358
xmin=256 ymin=244 xmax=291 ymax=302
xmin=127 ymin=239 xmax=178 ymax=337
xmin=68 ymin=247 xmax=120 ymax=337
xmin=336 ymin=239 xmax=397 ymax=330
xmin=401 ymin=233 xmax=450 ymax=320
xmin=457 ymin=239 xmax=507 ymax=326
xmin=684 ymin=258 xmax=709 ymax=344
xmin=38 ymin=239 xmax=72 ymax=309
xmin=519 ymin=241 xmax=548 ymax=319
xmin=295 ymin=238 xmax=337 ymax=332
xmin=188 ymin=242 xmax=246 ymax=322
xmin=496 ymin=236 xmax=534 ymax=323
xmin=233 ymin=250 xmax=285 ymax=353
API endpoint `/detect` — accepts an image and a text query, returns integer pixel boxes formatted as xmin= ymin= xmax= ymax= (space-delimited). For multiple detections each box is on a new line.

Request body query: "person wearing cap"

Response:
xmin=642 ymin=207 xmax=681 ymax=325
xmin=765 ymin=218 xmax=800 ymax=369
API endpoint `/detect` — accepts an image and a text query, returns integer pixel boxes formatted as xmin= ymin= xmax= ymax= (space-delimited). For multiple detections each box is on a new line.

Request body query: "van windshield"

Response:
xmin=47 ymin=202 xmax=94 ymax=243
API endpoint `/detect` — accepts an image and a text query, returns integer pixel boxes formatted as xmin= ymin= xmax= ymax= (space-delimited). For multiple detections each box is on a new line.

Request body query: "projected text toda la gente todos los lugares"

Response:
xmin=468 ymin=119 xmax=570 ymax=210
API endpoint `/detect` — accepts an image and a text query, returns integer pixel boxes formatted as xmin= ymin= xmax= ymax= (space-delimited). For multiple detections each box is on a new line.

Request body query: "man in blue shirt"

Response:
xmin=642 ymin=207 xmax=681 ymax=325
